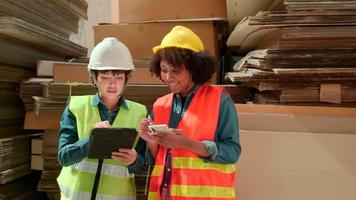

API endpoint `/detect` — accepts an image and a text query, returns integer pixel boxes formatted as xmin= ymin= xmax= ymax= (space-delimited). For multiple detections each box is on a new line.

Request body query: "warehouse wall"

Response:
xmin=82 ymin=0 xmax=113 ymax=56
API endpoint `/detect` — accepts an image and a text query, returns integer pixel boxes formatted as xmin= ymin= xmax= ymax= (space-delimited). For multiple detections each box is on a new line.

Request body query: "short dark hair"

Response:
xmin=91 ymin=70 xmax=131 ymax=84
xmin=150 ymin=47 xmax=217 ymax=84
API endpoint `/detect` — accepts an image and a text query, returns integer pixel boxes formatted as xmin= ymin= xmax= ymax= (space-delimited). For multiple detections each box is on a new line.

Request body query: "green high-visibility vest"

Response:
xmin=57 ymin=95 xmax=147 ymax=200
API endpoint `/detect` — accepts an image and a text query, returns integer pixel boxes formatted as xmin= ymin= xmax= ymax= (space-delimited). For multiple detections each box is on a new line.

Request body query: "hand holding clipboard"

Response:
xmin=87 ymin=128 xmax=137 ymax=159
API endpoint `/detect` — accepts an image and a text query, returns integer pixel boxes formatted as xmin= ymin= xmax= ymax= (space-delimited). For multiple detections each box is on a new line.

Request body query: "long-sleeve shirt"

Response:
xmin=57 ymin=93 xmax=146 ymax=173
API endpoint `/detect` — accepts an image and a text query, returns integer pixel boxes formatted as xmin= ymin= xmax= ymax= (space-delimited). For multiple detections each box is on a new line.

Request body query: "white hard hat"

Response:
xmin=88 ymin=37 xmax=134 ymax=71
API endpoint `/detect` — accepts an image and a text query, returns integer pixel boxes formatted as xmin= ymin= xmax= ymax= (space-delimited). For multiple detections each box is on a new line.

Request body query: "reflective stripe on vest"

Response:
xmin=71 ymin=159 xmax=133 ymax=179
xmin=59 ymin=185 xmax=136 ymax=200
xmin=148 ymin=84 xmax=236 ymax=200
xmin=171 ymin=185 xmax=235 ymax=198
xmin=57 ymin=95 xmax=147 ymax=199
xmin=173 ymin=157 xmax=235 ymax=174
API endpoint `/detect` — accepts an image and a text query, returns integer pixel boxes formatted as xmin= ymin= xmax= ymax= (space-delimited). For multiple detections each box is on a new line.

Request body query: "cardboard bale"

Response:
xmin=115 ymin=0 xmax=227 ymax=23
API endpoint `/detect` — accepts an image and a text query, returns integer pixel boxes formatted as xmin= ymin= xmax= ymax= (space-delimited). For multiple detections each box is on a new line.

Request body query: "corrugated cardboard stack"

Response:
xmin=21 ymin=60 xmax=91 ymax=200
xmin=225 ymin=0 xmax=356 ymax=106
xmin=0 ymin=0 xmax=88 ymax=199
xmin=0 ymin=135 xmax=34 ymax=184
xmin=0 ymin=133 xmax=45 ymax=199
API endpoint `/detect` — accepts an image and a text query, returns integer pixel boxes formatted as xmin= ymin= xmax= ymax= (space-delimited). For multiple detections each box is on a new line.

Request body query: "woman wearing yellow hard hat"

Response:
xmin=139 ymin=26 xmax=241 ymax=200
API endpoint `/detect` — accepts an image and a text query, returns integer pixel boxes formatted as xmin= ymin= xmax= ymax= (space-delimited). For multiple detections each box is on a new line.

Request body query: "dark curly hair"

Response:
xmin=150 ymin=47 xmax=217 ymax=84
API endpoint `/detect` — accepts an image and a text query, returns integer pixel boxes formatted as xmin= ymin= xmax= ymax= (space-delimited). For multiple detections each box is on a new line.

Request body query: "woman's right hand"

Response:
xmin=139 ymin=117 xmax=159 ymax=158
xmin=94 ymin=120 xmax=111 ymax=128
xmin=139 ymin=117 xmax=156 ymax=144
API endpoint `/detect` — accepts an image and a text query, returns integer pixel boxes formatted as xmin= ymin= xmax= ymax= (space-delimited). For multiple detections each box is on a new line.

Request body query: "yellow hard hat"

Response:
xmin=153 ymin=25 xmax=204 ymax=53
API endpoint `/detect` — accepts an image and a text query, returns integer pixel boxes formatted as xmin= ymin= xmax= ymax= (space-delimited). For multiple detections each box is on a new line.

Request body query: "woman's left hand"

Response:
xmin=154 ymin=129 xmax=191 ymax=149
xmin=111 ymin=148 xmax=137 ymax=165
xmin=155 ymin=129 xmax=211 ymax=157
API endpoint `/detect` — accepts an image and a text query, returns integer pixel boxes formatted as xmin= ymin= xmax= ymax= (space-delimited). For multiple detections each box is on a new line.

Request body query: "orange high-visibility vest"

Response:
xmin=148 ymin=84 xmax=236 ymax=200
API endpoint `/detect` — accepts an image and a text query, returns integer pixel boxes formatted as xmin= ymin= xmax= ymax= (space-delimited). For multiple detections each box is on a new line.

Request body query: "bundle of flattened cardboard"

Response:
xmin=226 ymin=0 xmax=356 ymax=106
xmin=0 ymin=0 xmax=88 ymax=199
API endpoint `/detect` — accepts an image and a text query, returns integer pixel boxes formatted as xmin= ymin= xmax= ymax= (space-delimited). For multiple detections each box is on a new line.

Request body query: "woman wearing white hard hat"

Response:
xmin=57 ymin=37 xmax=147 ymax=200
xmin=139 ymin=26 xmax=241 ymax=200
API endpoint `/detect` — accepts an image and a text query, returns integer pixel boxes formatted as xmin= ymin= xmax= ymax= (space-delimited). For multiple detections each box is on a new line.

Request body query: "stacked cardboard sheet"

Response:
xmin=32 ymin=82 xmax=248 ymax=115
xmin=0 ymin=135 xmax=33 ymax=172
xmin=0 ymin=134 xmax=43 ymax=200
xmin=30 ymin=130 xmax=61 ymax=198
xmin=0 ymin=172 xmax=43 ymax=200
xmin=19 ymin=78 xmax=53 ymax=111
xmin=0 ymin=17 xmax=87 ymax=58
xmin=0 ymin=0 xmax=87 ymax=38
xmin=0 ymin=1 xmax=88 ymax=198
xmin=226 ymin=0 xmax=356 ymax=105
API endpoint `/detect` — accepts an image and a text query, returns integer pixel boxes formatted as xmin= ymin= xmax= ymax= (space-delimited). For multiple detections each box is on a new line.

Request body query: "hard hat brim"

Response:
xmin=88 ymin=65 xmax=135 ymax=71
xmin=152 ymin=45 xmax=161 ymax=54
xmin=152 ymin=45 xmax=202 ymax=54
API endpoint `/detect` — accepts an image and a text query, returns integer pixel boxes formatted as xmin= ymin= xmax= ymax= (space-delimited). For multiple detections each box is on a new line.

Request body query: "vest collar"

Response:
xmin=92 ymin=93 xmax=129 ymax=111
xmin=174 ymin=83 xmax=202 ymax=99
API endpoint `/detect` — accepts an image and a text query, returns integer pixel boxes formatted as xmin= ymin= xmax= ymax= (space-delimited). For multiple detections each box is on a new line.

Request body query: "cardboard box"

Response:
xmin=236 ymin=104 xmax=356 ymax=134
xmin=53 ymin=62 xmax=90 ymax=83
xmin=37 ymin=60 xmax=87 ymax=77
xmin=43 ymin=130 xmax=59 ymax=147
xmin=320 ymin=83 xmax=342 ymax=104
xmin=24 ymin=111 xmax=61 ymax=130
xmin=237 ymin=130 xmax=356 ymax=200
xmin=43 ymin=156 xmax=61 ymax=171
xmin=234 ymin=104 xmax=356 ymax=200
xmin=235 ymin=103 xmax=356 ymax=117
xmin=94 ymin=20 xmax=227 ymax=60
xmin=115 ymin=0 xmax=227 ymax=23
xmin=43 ymin=146 xmax=58 ymax=156
xmin=31 ymin=155 xmax=43 ymax=170
xmin=37 ymin=60 xmax=57 ymax=77
xmin=238 ymin=112 xmax=356 ymax=134
xmin=129 ymin=60 xmax=163 ymax=85
xmin=31 ymin=138 xmax=43 ymax=154
xmin=49 ymin=59 xmax=163 ymax=84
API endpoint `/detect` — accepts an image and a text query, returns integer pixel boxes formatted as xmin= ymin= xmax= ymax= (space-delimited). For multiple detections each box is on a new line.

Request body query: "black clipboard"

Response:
xmin=87 ymin=128 xmax=138 ymax=159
